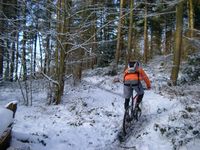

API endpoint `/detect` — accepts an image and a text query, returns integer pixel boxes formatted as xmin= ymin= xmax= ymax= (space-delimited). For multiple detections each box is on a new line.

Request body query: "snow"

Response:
xmin=0 ymin=55 xmax=200 ymax=150
xmin=0 ymin=107 xmax=13 ymax=136
xmin=5 ymin=101 xmax=18 ymax=108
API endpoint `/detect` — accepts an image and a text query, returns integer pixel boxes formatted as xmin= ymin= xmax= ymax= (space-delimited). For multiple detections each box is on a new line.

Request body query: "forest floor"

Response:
xmin=0 ymin=55 xmax=200 ymax=150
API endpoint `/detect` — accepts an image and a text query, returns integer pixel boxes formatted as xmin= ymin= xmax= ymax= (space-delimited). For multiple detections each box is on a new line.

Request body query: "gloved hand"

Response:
xmin=147 ymin=86 xmax=151 ymax=90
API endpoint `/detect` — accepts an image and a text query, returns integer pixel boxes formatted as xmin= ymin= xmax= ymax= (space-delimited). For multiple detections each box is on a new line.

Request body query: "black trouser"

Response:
xmin=124 ymin=94 xmax=144 ymax=110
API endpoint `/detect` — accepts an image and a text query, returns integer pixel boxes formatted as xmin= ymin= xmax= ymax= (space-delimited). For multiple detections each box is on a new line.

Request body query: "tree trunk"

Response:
xmin=183 ymin=0 xmax=195 ymax=59
xmin=115 ymin=0 xmax=124 ymax=65
xmin=34 ymin=24 xmax=38 ymax=76
xmin=39 ymin=35 xmax=43 ymax=70
xmin=170 ymin=0 xmax=184 ymax=85
xmin=0 ymin=0 xmax=4 ymax=79
xmin=9 ymin=38 xmax=15 ymax=81
xmin=44 ymin=0 xmax=51 ymax=75
xmin=149 ymin=25 xmax=153 ymax=59
xmin=127 ymin=0 xmax=134 ymax=65
xmin=164 ymin=22 xmax=173 ymax=55
xmin=54 ymin=0 xmax=71 ymax=105
xmin=4 ymin=41 xmax=10 ymax=80
xmin=22 ymin=3 xmax=27 ymax=81
xmin=22 ymin=32 xmax=27 ymax=81
xmin=188 ymin=0 xmax=194 ymax=37
xmin=15 ymin=32 xmax=19 ymax=81
xmin=143 ymin=0 xmax=148 ymax=63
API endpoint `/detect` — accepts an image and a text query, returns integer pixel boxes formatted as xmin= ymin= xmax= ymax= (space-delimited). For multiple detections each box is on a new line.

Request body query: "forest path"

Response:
xmin=113 ymin=90 xmax=181 ymax=150
xmin=0 ymin=66 xmax=182 ymax=150
xmin=82 ymin=76 xmax=181 ymax=150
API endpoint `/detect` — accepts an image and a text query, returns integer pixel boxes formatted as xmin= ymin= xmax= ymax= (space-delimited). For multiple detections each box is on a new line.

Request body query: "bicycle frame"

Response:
xmin=131 ymin=94 xmax=138 ymax=110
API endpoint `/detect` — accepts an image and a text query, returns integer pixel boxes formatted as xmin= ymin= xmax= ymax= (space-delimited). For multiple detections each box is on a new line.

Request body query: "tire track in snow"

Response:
xmin=82 ymin=78 xmax=180 ymax=150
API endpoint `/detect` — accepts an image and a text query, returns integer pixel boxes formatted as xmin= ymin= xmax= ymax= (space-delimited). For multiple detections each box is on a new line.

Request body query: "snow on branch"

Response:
xmin=40 ymin=72 xmax=59 ymax=86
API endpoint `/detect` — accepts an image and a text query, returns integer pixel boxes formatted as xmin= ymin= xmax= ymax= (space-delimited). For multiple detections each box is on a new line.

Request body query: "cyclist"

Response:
xmin=123 ymin=61 xmax=151 ymax=111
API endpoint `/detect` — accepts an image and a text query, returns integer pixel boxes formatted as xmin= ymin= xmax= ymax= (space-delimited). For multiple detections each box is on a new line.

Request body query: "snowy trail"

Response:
xmin=82 ymin=76 xmax=182 ymax=150
xmin=0 ymin=73 xmax=183 ymax=150
xmin=107 ymin=91 xmax=181 ymax=150
xmin=0 ymin=55 xmax=198 ymax=150
xmin=113 ymin=90 xmax=181 ymax=150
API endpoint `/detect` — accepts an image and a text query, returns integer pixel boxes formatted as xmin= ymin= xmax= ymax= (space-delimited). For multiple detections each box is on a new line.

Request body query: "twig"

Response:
xmin=120 ymin=145 xmax=136 ymax=149
xmin=40 ymin=72 xmax=59 ymax=86
xmin=17 ymin=78 xmax=26 ymax=105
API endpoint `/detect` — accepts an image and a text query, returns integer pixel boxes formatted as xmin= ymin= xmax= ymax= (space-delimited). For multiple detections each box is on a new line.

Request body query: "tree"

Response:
xmin=44 ymin=0 xmax=53 ymax=75
xmin=164 ymin=13 xmax=174 ymax=55
xmin=115 ymin=0 xmax=124 ymax=65
xmin=9 ymin=0 xmax=18 ymax=81
xmin=143 ymin=0 xmax=148 ymax=63
xmin=127 ymin=0 xmax=134 ymax=65
xmin=0 ymin=0 xmax=4 ymax=79
xmin=170 ymin=0 xmax=184 ymax=85
xmin=53 ymin=0 xmax=72 ymax=105
xmin=21 ymin=1 xmax=27 ymax=81
xmin=188 ymin=0 xmax=194 ymax=37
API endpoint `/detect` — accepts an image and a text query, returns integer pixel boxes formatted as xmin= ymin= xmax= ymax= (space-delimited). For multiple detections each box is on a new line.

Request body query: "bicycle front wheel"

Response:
xmin=122 ymin=106 xmax=133 ymax=135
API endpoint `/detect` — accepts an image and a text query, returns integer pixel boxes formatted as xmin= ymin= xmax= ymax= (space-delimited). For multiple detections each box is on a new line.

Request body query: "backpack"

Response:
xmin=127 ymin=61 xmax=139 ymax=74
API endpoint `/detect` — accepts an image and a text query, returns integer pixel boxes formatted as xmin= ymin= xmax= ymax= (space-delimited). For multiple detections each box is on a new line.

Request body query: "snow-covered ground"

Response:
xmin=0 ymin=108 xmax=13 ymax=136
xmin=0 ymin=55 xmax=200 ymax=150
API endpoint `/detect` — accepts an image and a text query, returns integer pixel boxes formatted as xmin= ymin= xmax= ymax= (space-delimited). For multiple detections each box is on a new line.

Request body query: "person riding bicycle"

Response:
xmin=123 ymin=61 xmax=151 ymax=111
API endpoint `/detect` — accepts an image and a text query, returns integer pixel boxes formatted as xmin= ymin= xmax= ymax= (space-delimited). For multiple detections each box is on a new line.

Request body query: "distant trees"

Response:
xmin=0 ymin=0 xmax=200 ymax=103
xmin=21 ymin=1 xmax=27 ymax=81
xmin=0 ymin=0 xmax=4 ymax=79
xmin=188 ymin=0 xmax=194 ymax=38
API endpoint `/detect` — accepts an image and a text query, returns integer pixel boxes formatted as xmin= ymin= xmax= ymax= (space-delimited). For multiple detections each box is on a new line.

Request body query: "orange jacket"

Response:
xmin=123 ymin=67 xmax=151 ymax=89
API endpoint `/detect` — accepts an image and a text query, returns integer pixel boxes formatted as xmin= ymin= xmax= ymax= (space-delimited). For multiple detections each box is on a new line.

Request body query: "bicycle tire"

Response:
xmin=123 ymin=107 xmax=142 ymax=135
xmin=134 ymin=106 xmax=142 ymax=121
xmin=122 ymin=106 xmax=133 ymax=135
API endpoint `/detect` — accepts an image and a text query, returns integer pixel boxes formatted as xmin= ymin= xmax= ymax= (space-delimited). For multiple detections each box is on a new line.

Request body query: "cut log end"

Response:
xmin=5 ymin=101 xmax=18 ymax=118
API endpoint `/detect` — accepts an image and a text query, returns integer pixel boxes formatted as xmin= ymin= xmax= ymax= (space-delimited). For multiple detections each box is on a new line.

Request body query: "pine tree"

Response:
xmin=170 ymin=0 xmax=184 ymax=85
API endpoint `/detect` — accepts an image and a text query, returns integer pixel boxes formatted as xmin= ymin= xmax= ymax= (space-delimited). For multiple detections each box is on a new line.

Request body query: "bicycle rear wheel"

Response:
xmin=122 ymin=106 xmax=133 ymax=135
xmin=132 ymin=106 xmax=142 ymax=121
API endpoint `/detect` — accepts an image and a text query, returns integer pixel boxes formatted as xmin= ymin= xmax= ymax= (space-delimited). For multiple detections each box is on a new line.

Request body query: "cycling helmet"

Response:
xmin=128 ymin=61 xmax=139 ymax=68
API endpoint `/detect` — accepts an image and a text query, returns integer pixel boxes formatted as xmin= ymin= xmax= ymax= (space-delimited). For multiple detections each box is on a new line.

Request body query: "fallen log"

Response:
xmin=0 ymin=101 xmax=17 ymax=150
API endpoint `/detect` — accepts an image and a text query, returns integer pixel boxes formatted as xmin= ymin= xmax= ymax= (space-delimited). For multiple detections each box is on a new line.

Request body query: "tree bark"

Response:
xmin=0 ymin=0 xmax=4 ymax=79
xmin=127 ymin=0 xmax=134 ymax=65
xmin=54 ymin=0 xmax=71 ymax=104
xmin=15 ymin=32 xmax=19 ymax=81
xmin=9 ymin=38 xmax=16 ymax=81
xmin=143 ymin=0 xmax=148 ymax=63
xmin=170 ymin=0 xmax=184 ymax=85
xmin=115 ymin=0 xmax=124 ymax=65
xmin=44 ymin=0 xmax=51 ymax=75
xmin=22 ymin=3 xmax=27 ymax=81
xmin=188 ymin=0 xmax=194 ymax=37
xmin=4 ymin=41 xmax=10 ymax=80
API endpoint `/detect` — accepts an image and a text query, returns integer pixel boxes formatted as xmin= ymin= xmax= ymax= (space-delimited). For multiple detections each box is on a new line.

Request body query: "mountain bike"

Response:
xmin=122 ymin=92 xmax=142 ymax=135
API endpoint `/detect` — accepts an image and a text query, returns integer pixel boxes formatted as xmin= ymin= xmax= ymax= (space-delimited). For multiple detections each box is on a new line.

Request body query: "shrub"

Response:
xmin=181 ymin=52 xmax=200 ymax=83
